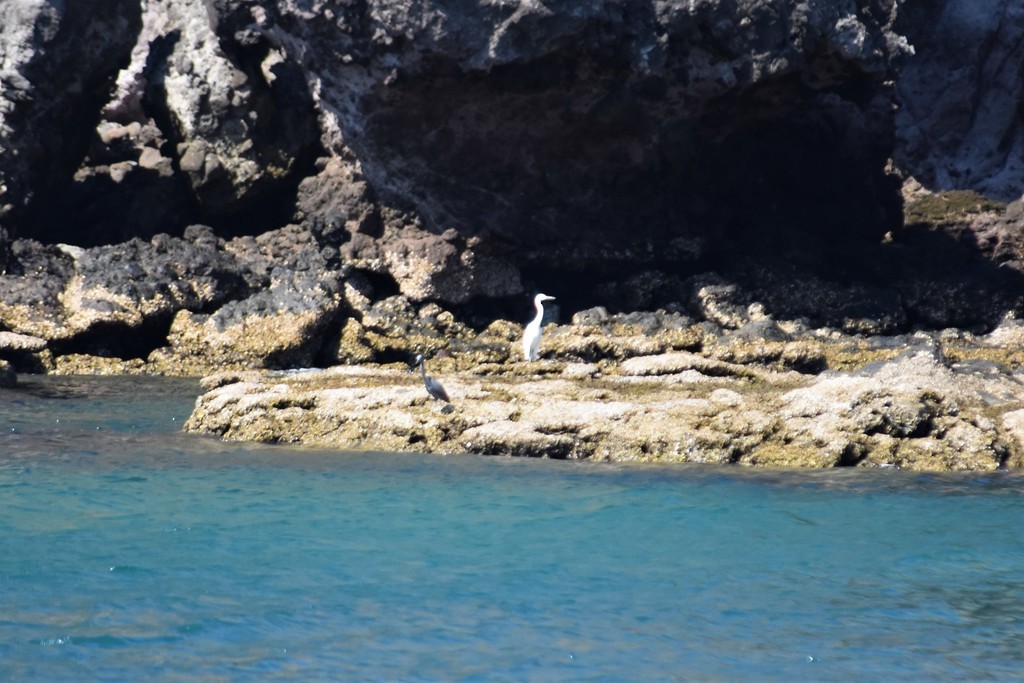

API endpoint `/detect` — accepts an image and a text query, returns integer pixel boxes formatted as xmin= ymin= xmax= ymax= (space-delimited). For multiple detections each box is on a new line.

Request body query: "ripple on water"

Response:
xmin=1 ymin=377 xmax=1024 ymax=680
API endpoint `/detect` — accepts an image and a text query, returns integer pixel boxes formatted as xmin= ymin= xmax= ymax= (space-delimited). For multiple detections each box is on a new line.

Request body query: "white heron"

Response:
xmin=522 ymin=293 xmax=555 ymax=361
xmin=413 ymin=353 xmax=451 ymax=405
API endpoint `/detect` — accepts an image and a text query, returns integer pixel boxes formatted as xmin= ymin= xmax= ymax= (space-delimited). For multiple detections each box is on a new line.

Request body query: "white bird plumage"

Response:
xmin=522 ymin=293 xmax=555 ymax=361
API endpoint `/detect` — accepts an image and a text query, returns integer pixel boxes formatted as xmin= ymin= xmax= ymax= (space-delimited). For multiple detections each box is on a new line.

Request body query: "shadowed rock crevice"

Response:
xmin=195 ymin=7 xmax=325 ymax=238
xmin=4 ymin=1 xmax=144 ymax=240
xmin=11 ymin=1 xmax=325 ymax=247
xmin=49 ymin=316 xmax=176 ymax=361
xmin=835 ymin=443 xmax=869 ymax=467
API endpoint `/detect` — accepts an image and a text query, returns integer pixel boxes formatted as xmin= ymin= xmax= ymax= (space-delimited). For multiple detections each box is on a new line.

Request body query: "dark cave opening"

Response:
xmin=48 ymin=315 xmax=176 ymax=362
xmin=359 ymin=49 xmax=909 ymax=318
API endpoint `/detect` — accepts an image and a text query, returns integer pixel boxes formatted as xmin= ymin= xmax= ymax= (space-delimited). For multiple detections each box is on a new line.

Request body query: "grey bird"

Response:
xmin=413 ymin=353 xmax=451 ymax=405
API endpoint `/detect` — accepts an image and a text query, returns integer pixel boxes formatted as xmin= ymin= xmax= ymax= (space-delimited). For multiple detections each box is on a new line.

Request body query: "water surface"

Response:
xmin=2 ymin=376 xmax=1023 ymax=680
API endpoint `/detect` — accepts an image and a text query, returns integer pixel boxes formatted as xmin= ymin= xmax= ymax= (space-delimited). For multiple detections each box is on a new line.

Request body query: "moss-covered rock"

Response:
xmin=904 ymin=190 xmax=1006 ymax=227
xmin=53 ymin=354 xmax=148 ymax=375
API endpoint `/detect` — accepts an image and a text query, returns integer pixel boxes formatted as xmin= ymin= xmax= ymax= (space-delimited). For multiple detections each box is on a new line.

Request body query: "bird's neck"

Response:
xmin=532 ymin=301 xmax=545 ymax=325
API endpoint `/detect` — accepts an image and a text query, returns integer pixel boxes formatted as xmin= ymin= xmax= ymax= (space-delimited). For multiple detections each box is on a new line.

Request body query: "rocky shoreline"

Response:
xmin=0 ymin=193 xmax=1019 ymax=470
xmin=3 ymin=2 xmax=1024 ymax=470
xmin=0 ymin=187 xmax=1019 ymax=470
xmin=183 ymin=308 xmax=1024 ymax=471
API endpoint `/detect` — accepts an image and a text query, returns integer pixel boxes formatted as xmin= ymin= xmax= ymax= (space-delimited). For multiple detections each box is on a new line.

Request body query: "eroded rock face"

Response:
xmin=0 ymin=1 xmax=142 ymax=227
xmin=3 ymin=1 xmax=1021 ymax=312
xmin=3 ymin=0 xmax=321 ymax=246
xmin=895 ymin=1 xmax=1024 ymax=202
xmin=2 ymin=0 xmax=912 ymax=309
xmin=305 ymin=0 xmax=908 ymax=274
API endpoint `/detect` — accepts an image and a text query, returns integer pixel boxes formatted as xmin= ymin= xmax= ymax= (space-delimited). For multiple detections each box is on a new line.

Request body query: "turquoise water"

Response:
xmin=2 ymin=377 xmax=1024 ymax=681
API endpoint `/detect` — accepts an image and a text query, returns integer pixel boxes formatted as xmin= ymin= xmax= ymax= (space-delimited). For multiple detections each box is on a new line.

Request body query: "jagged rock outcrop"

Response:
xmin=149 ymin=224 xmax=346 ymax=372
xmin=0 ymin=221 xmax=360 ymax=373
xmin=0 ymin=226 xmax=246 ymax=352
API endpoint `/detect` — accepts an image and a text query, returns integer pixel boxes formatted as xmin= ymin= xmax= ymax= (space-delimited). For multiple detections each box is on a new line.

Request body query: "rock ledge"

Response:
xmin=186 ymin=343 xmax=1024 ymax=471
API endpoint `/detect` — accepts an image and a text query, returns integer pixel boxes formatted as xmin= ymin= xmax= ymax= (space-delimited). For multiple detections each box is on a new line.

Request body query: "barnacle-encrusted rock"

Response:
xmin=185 ymin=344 xmax=1024 ymax=471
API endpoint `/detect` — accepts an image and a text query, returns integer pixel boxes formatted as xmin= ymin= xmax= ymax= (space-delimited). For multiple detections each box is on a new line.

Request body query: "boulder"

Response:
xmin=778 ymin=349 xmax=1017 ymax=469
xmin=0 ymin=239 xmax=76 ymax=340
xmin=294 ymin=157 xmax=380 ymax=246
xmin=149 ymin=269 xmax=341 ymax=373
xmin=0 ymin=358 xmax=15 ymax=388
xmin=342 ymin=224 xmax=522 ymax=304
